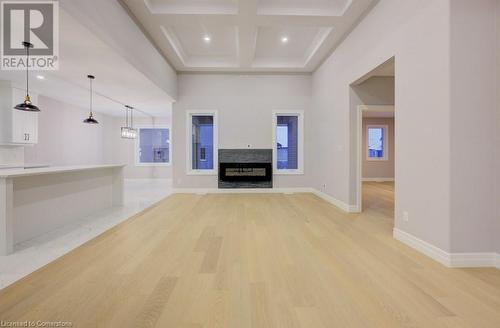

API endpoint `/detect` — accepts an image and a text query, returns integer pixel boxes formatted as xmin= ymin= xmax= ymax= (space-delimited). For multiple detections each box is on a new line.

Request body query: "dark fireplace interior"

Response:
xmin=220 ymin=163 xmax=272 ymax=181
xmin=218 ymin=149 xmax=272 ymax=188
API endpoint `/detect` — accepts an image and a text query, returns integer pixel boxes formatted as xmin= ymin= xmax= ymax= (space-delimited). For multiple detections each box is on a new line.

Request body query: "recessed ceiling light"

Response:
xmin=203 ymin=35 xmax=211 ymax=43
xmin=36 ymin=75 xmax=45 ymax=80
xmin=281 ymin=36 xmax=289 ymax=43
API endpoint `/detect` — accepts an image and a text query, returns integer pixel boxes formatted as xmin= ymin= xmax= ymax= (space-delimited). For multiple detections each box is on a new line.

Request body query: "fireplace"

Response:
xmin=218 ymin=149 xmax=272 ymax=188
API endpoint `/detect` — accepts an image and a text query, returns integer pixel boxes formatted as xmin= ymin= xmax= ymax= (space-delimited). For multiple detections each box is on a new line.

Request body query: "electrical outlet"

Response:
xmin=402 ymin=211 xmax=409 ymax=222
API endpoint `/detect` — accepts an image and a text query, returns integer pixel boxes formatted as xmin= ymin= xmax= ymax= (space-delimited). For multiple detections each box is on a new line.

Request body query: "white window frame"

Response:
xmin=135 ymin=125 xmax=172 ymax=167
xmin=272 ymin=110 xmax=304 ymax=175
xmin=186 ymin=110 xmax=218 ymax=175
xmin=366 ymin=124 xmax=388 ymax=161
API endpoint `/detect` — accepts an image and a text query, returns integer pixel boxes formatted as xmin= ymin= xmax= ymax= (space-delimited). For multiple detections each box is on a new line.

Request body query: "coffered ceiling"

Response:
xmin=120 ymin=0 xmax=378 ymax=73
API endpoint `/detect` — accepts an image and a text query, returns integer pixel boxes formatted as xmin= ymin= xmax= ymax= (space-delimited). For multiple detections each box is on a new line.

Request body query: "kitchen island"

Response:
xmin=0 ymin=164 xmax=125 ymax=255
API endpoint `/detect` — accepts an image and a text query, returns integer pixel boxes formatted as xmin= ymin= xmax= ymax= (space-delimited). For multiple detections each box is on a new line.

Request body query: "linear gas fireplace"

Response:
xmin=218 ymin=149 xmax=272 ymax=189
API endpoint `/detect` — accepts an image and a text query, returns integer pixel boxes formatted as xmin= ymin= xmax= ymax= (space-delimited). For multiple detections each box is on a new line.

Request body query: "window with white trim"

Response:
xmin=135 ymin=127 xmax=170 ymax=166
xmin=273 ymin=110 xmax=304 ymax=174
xmin=187 ymin=111 xmax=218 ymax=175
xmin=366 ymin=125 xmax=388 ymax=161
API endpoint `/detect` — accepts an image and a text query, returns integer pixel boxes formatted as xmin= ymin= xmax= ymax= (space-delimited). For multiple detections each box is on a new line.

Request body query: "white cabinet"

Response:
xmin=24 ymin=110 xmax=38 ymax=144
xmin=0 ymin=82 xmax=39 ymax=145
xmin=12 ymin=109 xmax=38 ymax=144
xmin=11 ymin=88 xmax=38 ymax=144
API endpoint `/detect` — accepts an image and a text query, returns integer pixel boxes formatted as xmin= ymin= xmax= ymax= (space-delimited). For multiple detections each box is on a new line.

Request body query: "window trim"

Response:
xmin=272 ymin=110 xmax=304 ymax=175
xmin=366 ymin=124 xmax=389 ymax=161
xmin=186 ymin=110 xmax=218 ymax=176
xmin=134 ymin=125 xmax=172 ymax=167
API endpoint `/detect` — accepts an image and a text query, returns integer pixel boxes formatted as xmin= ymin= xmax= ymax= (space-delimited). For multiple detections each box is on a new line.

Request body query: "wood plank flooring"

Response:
xmin=1 ymin=182 xmax=500 ymax=327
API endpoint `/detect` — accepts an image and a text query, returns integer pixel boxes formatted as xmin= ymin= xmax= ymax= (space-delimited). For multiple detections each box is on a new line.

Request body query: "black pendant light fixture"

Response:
xmin=83 ymin=74 xmax=99 ymax=124
xmin=14 ymin=41 xmax=40 ymax=112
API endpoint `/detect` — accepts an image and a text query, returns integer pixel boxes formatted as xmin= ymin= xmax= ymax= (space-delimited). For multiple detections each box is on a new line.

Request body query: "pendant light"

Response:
xmin=83 ymin=75 xmax=98 ymax=124
xmin=121 ymin=105 xmax=137 ymax=139
xmin=14 ymin=41 xmax=40 ymax=112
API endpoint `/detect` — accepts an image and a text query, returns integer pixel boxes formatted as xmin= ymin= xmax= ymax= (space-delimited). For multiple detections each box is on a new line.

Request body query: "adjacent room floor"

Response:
xmin=1 ymin=183 xmax=500 ymax=327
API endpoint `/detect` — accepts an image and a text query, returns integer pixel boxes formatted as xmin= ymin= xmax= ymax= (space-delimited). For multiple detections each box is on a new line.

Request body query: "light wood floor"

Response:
xmin=1 ymin=182 xmax=500 ymax=327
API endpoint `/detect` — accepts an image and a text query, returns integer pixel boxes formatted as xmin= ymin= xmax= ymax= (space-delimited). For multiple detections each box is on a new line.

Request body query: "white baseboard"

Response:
xmin=310 ymin=190 xmax=358 ymax=213
xmin=172 ymin=187 xmax=314 ymax=195
xmin=362 ymin=178 xmax=394 ymax=182
xmin=394 ymin=228 xmax=499 ymax=269
xmin=173 ymin=187 xmax=360 ymax=213
xmin=349 ymin=205 xmax=362 ymax=213
xmin=126 ymin=178 xmax=172 ymax=182
xmin=393 ymin=228 xmax=450 ymax=266
xmin=449 ymin=252 xmax=500 ymax=268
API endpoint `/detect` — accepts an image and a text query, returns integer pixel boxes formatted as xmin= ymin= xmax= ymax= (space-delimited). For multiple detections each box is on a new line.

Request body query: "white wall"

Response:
xmin=312 ymin=0 xmax=499 ymax=255
xmin=497 ymin=0 xmax=500 ymax=255
xmin=448 ymin=0 xmax=497 ymax=253
xmin=0 ymin=147 xmax=24 ymax=166
xmin=24 ymin=96 xmax=113 ymax=166
xmin=311 ymin=0 xmax=452 ymax=251
xmin=362 ymin=117 xmax=394 ymax=180
xmin=23 ymin=95 xmax=172 ymax=179
xmin=172 ymin=74 xmax=312 ymax=189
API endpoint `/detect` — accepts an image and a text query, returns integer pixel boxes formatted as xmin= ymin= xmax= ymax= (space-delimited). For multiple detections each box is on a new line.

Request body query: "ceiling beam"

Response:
xmin=62 ymin=0 xmax=177 ymax=100
xmin=256 ymin=15 xmax=341 ymax=27
xmin=148 ymin=13 xmax=341 ymax=28
xmin=237 ymin=0 xmax=258 ymax=68
xmin=150 ymin=14 xmax=239 ymax=27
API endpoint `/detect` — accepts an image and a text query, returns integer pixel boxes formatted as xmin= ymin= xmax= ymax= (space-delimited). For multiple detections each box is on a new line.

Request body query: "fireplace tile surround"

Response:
xmin=218 ymin=149 xmax=272 ymax=189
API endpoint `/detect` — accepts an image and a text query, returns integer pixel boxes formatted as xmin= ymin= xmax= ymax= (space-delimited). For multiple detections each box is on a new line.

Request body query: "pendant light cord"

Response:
xmin=26 ymin=44 xmax=29 ymax=97
xmin=89 ymin=77 xmax=93 ymax=116
xmin=124 ymin=105 xmax=135 ymax=129
xmin=125 ymin=106 xmax=129 ymax=127
xmin=55 ymin=75 xmax=154 ymax=118
xmin=130 ymin=108 xmax=133 ymax=128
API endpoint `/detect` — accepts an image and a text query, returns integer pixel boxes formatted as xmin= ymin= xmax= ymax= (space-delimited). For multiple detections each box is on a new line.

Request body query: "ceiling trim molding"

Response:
xmin=120 ymin=0 xmax=380 ymax=74
xmin=177 ymin=71 xmax=312 ymax=76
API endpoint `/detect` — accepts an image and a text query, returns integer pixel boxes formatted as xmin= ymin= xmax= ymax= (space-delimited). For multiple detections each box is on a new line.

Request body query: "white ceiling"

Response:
xmin=365 ymin=59 xmax=395 ymax=78
xmin=0 ymin=8 xmax=173 ymax=118
xmin=257 ymin=0 xmax=353 ymax=16
xmin=353 ymin=57 xmax=395 ymax=85
xmin=121 ymin=0 xmax=378 ymax=72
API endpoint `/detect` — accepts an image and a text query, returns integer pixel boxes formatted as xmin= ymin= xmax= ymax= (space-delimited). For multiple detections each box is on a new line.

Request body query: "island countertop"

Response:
xmin=0 ymin=164 xmax=125 ymax=178
xmin=0 ymin=164 xmax=125 ymax=255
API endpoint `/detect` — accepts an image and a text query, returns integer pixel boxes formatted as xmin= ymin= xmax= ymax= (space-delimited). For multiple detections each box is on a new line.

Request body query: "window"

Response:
xmin=273 ymin=110 xmax=304 ymax=174
xmin=367 ymin=125 xmax=388 ymax=161
xmin=136 ymin=127 xmax=170 ymax=166
xmin=187 ymin=111 xmax=218 ymax=175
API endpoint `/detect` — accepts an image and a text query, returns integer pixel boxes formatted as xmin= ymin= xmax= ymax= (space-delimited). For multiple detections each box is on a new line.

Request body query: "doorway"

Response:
xmin=350 ymin=57 xmax=395 ymax=216
xmin=357 ymin=105 xmax=394 ymax=214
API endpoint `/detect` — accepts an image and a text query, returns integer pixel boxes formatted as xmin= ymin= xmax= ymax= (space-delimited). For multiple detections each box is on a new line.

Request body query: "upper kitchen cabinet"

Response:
xmin=0 ymin=82 xmax=39 ymax=145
